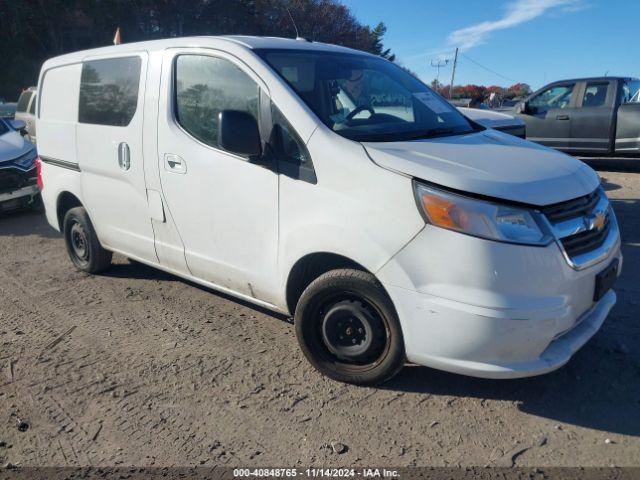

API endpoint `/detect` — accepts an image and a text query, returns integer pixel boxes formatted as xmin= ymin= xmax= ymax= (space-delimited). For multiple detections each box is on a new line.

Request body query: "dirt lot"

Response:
xmin=1 ymin=162 xmax=639 ymax=468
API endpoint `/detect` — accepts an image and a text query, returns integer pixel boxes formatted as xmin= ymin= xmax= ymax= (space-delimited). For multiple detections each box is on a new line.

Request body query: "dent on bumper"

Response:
xmin=392 ymin=289 xmax=616 ymax=379
xmin=377 ymin=225 xmax=621 ymax=379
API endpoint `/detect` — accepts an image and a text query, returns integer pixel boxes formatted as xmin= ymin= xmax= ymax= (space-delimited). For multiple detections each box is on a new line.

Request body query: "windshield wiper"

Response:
xmin=350 ymin=127 xmax=473 ymax=143
xmin=403 ymin=128 xmax=460 ymax=140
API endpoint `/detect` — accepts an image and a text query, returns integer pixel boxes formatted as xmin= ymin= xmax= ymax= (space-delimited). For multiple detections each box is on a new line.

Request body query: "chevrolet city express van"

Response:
xmin=36 ymin=36 xmax=622 ymax=385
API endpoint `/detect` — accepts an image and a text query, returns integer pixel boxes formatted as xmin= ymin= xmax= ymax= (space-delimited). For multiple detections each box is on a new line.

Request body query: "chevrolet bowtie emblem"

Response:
xmin=586 ymin=211 xmax=607 ymax=232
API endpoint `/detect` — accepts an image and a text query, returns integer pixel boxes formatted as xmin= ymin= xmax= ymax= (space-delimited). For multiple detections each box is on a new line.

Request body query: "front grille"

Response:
xmin=541 ymin=188 xmax=615 ymax=266
xmin=0 ymin=167 xmax=37 ymax=194
xmin=540 ymin=189 xmax=600 ymax=223
xmin=561 ymin=215 xmax=611 ymax=257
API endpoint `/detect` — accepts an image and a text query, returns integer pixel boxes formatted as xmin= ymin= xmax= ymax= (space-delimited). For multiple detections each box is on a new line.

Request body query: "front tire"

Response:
xmin=294 ymin=269 xmax=405 ymax=386
xmin=63 ymin=207 xmax=112 ymax=273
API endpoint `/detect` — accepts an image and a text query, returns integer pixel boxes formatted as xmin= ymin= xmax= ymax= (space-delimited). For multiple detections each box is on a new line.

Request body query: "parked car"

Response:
xmin=514 ymin=77 xmax=640 ymax=156
xmin=37 ymin=37 xmax=621 ymax=385
xmin=15 ymin=87 xmax=37 ymax=144
xmin=457 ymin=107 xmax=526 ymax=138
xmin=0 ymin=102 xmax=17 ymax=120
xmin=0 ymin=118 xmax=40 ymax=212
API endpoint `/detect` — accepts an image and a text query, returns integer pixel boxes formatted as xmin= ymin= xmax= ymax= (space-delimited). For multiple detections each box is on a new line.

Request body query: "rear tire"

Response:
xmin=294 ymin=269 xmax=405 ymax=386
xmin=63 ymin=207 xmax=112 ymax=273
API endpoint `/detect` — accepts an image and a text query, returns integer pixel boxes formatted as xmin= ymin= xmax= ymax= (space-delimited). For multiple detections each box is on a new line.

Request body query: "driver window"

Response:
xmin=175 ymin=55 xmax=259 ymax=150
xmin=529 ymin=84 xmax=574 ymax=113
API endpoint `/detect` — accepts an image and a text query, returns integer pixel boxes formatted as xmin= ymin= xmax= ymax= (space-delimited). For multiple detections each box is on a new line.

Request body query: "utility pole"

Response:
xmin=449 ymin=47 xmax=459 ymax=99
xmin=430 ymin=58 xmax=448 ymax=90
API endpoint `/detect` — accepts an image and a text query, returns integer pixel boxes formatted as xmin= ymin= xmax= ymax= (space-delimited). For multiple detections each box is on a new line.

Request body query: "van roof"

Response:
xmin=41 ymin=35 xmax=368 ymax=68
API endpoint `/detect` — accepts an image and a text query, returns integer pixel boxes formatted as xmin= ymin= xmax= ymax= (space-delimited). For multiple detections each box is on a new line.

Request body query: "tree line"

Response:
xmin=0 ymin=0 xmax=394 ymax=101
xmin=431 ymin=81 xmax=533 ymax=104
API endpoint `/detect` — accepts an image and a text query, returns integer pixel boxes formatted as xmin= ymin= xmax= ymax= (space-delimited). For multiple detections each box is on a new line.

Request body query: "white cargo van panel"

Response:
xmin=38 ymin=63 xmax=81 ymax=165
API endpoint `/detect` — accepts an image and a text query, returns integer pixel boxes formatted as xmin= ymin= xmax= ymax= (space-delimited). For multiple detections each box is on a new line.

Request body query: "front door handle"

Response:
xmin=556 ymin=115 xmax=570 ymax=120
xmin=118 ymin=142 xmax=131 ymax=171
xmin=164 ymin=153 xmax=187 ymax=174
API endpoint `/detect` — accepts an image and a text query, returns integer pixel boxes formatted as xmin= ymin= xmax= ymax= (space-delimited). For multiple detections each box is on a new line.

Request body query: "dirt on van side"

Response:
xmin=0 ymin=160 xmax=639 ymax=470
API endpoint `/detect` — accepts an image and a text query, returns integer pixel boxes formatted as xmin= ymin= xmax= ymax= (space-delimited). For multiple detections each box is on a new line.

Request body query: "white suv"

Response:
xmin=36 ymin=37 xmax=622 ymax=385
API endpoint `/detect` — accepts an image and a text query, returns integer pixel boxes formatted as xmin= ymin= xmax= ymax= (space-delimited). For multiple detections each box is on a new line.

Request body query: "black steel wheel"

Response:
xmin=295 ymin=269 xmax=405 ymax=385
xmin=63 ymin=207 xmax=112 ymax=273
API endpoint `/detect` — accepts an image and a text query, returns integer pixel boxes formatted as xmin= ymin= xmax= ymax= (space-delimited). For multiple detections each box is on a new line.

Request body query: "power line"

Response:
xmin=430 ymin=58 xmax=449 ymax=89
xmin=458 ymin=52 xmax=516 ymax=83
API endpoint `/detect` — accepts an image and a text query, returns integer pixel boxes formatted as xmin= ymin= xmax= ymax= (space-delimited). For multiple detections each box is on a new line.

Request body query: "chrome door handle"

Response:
xmin=118 ymin=142 xmax=131 ymax=171
xmin=164 ymin=154 xmax=187 ymax=174
xmin=556 ymin=115 xmax=570 ymax=120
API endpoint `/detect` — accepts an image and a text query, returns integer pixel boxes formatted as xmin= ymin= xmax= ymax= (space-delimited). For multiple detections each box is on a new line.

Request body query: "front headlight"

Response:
xmin=414 ymin=182 xmax=552 ymax=246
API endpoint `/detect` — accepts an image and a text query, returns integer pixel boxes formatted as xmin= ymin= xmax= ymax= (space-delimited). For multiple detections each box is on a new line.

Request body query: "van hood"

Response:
xmin=363 ymin=129 xmax=599 ymax=206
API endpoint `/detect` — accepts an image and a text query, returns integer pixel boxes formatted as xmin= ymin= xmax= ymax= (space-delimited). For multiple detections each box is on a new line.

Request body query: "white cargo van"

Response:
xmin=36 ymin=36 xmax=622 ymax=385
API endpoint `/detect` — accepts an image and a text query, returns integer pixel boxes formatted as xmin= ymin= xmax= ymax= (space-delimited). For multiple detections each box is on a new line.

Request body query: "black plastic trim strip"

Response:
xmin=39 ymin=155 xmax=80 ymax=172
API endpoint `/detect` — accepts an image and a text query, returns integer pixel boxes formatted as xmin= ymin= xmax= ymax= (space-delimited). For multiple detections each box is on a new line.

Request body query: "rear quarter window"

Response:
xmin=79 ymin=56 xmax=141 ymax=126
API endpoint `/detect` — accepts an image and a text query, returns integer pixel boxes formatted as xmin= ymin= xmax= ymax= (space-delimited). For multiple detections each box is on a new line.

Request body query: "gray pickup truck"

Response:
xmin=514 ymin=77 xmax=640 ymax=156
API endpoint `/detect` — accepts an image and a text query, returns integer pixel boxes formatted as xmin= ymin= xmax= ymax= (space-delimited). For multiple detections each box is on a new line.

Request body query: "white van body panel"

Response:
xmin=37 ymin=63 xmax=83 ymax=230
xmin=278 ymin=126 xmax=424 ymax=291
xmin=36 ymin=36 xmax=622 ymax=379
xmin=38 ymin=65 xmax=81 ymax=166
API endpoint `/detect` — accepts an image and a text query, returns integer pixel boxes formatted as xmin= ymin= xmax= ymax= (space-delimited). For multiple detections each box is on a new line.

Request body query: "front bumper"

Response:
xmin=377 ymin=224 xmax=622 ymax=379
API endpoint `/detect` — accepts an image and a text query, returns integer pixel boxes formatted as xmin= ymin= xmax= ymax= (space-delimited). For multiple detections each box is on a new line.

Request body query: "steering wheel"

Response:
xmin=346 ymin=105 xmax=375 ymax=121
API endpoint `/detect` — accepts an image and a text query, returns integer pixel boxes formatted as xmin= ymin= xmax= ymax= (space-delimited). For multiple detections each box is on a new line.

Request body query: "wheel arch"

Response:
xmin=285 ymin=251 xmax=383 ymax=316
xmin=56 ymin=191 xmax=83 ymax=231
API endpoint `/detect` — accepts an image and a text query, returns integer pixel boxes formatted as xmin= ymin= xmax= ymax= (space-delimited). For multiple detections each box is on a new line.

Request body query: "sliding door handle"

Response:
xmin=118 ymin=143 xmax=131 ymax=171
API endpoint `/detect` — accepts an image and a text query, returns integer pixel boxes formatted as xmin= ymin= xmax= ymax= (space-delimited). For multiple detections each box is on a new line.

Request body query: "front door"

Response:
xmin=522 ymin=82 xmax=577 ymax=151
xmin=156 ymin=50 xmax=279 ymax=303
xmin=570 ymin=80 xmax=616 ymax=154
xmin=77 ymin=53 xmax=157 ymax=262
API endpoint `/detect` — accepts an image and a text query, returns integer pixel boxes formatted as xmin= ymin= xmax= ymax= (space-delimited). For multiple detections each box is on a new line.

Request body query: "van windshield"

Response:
xmin=256 ymin=49 xmax=477 ymax=142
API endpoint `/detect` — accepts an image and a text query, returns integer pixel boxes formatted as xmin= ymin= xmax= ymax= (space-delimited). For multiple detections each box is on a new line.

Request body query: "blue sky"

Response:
xmin=341 ymin=0 xmax=638 ymax=90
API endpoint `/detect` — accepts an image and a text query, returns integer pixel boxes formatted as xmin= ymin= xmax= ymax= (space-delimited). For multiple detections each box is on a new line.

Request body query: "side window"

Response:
xmin=16 ymin=91 xmax=32 ymax=113
xmin=79 ymin=56 xmax=141 ymax=126
xmin=622 ymin=80 xmax=640 ymax=103
xmin=175 ymin=55 xmax=259 ymax=150
xmin=28 ymin=96 xmax=36 ymax=115
xmin=270 ymin=105 xmax=315 ymax=183
xmin=582 ymin=82 xmax=608 ymax=107
xmin=529 ymin=84 xmax=574 ymax=113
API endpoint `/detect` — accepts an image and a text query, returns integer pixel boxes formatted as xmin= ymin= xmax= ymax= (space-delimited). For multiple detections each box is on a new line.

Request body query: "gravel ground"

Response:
xmin=0 ymin=161 xmax=639 ymax=468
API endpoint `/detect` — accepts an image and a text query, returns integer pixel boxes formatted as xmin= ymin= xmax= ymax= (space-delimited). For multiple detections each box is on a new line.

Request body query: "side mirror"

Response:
xmin=218 ymin=110 xmax=261 ymax=157
xmin=10 ymin=119 xmax=27 ymax=134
